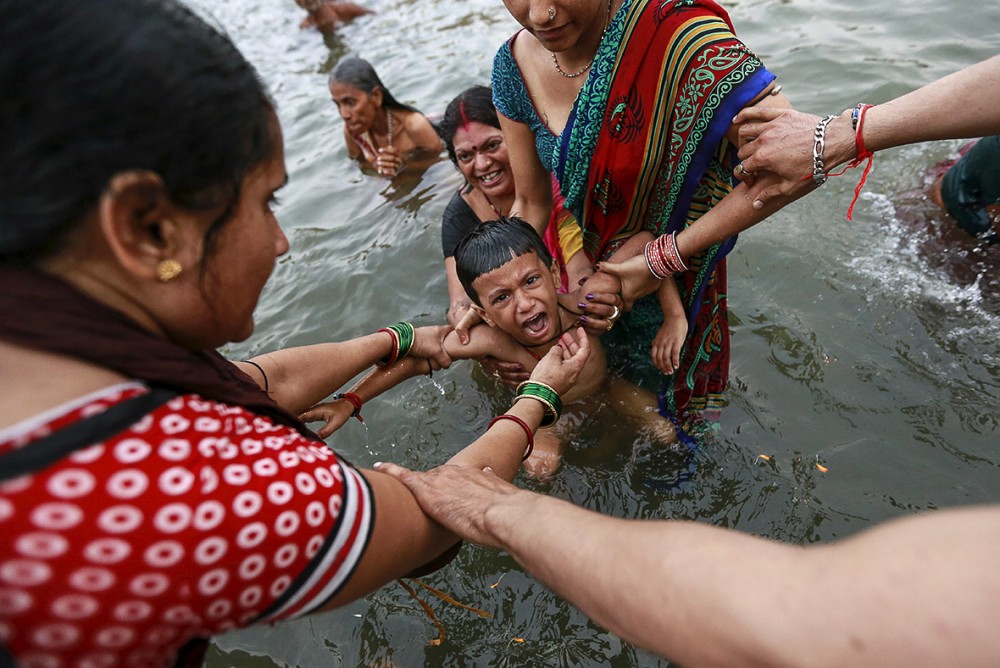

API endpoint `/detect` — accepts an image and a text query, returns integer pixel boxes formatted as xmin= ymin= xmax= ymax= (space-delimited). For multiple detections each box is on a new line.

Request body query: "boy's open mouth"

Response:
xmin=522 ymin=312 xmax=549 ymax=338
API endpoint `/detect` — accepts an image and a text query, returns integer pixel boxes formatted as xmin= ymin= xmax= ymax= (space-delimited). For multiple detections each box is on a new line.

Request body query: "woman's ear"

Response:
xmin=371 ymin=87 xmax=384 ymax=109
xmin=97 ymin=170 xmax=191 ymax=281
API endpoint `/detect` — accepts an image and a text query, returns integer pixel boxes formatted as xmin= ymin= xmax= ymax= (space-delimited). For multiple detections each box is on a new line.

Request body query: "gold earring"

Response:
xmin=157 ymin=259 xmax=183 ymax=282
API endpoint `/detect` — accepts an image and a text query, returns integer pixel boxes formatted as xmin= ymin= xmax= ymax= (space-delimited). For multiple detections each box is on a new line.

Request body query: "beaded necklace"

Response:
xmin=551 ymin=0 xmax=613 ymax=79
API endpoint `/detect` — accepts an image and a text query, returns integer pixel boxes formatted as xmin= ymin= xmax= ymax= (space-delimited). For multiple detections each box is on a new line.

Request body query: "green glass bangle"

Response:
xmin=376 ymin=322 xmax=414 ymax=367
xmin=517 ymin=381 xmax=563 ymax=418
xmin=513 ymin=393 xmax=558 ymax=428
xmin=393 ymin=322 xmax=414 ymax=360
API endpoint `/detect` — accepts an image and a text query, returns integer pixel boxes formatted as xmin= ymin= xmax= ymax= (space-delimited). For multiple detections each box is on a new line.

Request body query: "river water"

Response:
xmin=187 ymin=0 xmax=1000 ymax=664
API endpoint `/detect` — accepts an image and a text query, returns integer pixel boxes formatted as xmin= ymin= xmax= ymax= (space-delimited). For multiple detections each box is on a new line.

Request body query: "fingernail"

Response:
xmin=578 ymin=302 xmax=587 ymax=310
xmin=580 ymin=316 xmax=589 ymax=323
xmin=373 ymin=461 xmax=383 ymax=468
xmin=586 ymin=294 xmax=594 ymax=300
xmin=753 ymin=199 xmax=764 ymax=210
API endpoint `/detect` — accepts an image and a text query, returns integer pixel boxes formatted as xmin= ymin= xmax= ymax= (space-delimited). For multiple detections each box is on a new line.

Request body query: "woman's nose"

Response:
xmin=474 ymin=151 xmax=493 ymax=171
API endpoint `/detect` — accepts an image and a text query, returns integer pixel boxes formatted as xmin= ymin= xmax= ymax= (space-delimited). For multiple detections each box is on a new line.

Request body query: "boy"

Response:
xmin=304 ymin=218 xmax=684 ymax=476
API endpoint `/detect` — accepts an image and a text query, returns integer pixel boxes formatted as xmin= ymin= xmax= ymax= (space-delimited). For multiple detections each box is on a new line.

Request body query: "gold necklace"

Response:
xmin=551 ymin=0 xmax=612 ymax=79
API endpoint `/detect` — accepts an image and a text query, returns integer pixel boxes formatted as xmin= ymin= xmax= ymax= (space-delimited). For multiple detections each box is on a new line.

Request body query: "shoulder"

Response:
xmin=442 ymin=191 xmax=480 ymax=257
xmin=402 ymin=110 xmax=443 ymax=149
xmin=443 ymin=189 xmax=477 ymax=225
xmin=491 ymin=32 xmax=533 ymax=122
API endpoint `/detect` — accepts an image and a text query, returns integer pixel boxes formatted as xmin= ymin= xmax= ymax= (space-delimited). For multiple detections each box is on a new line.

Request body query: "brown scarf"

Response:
xmin=0 ymin=264 xmax=318 ymax=439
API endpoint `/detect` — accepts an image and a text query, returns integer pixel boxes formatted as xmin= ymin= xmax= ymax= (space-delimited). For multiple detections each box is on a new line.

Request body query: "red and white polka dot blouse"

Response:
xmin=0 ymin=381 xmax=373 ymax=667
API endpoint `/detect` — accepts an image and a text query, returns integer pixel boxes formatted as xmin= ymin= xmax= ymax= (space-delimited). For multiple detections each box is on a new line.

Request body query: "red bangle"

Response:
xmin=488 ymin=414 xmax=534 ymax=461
xmin=333 ymin=392 xmax=364 ymax=422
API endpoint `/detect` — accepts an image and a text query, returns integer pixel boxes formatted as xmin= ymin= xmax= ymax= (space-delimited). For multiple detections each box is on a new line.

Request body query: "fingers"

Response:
xmin=455 ymin=308 xmax=481 ymax=345
xmin=298 ymin=406 xmax=327 ymax=423
xmin=375 ymin=148 xmax=401 ymax=177
xmin=732 ymin=161 xmax=757 ymax=187
xmin=372 ymin=461 xmax=415 ymax=482
xmin=562 ymin=326 xmax=590 ymax=362
xmin=732 ymin=105 xmax=787 ymax=125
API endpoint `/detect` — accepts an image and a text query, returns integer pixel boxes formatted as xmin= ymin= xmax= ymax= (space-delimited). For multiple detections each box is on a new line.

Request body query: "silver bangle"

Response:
xmin=812 ymin=115 xmax=836 ymax=186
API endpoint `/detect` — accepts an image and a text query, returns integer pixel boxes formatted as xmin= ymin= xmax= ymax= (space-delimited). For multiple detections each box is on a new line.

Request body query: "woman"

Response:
xmin=491 ymin=0 xmax=792 ymax=440
xmin=0 ymin=1 xmax=588 ymax=664
xmin=330 ymin=57 xmax=443 ymax=177
xmin=436 ymin=85 xmax=593 ymax=326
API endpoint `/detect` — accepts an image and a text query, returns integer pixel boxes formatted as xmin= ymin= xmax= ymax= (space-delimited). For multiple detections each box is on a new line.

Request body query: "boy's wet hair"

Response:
xmin=455 ymin=216 xmax=553 ymax=306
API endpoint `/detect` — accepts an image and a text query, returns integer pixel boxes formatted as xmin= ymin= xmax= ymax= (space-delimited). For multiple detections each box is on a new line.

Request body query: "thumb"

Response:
xmin=373 ymin=461 xmax=414 ymax=480
xmin=594 ymin=260 xmax=623 ymax=278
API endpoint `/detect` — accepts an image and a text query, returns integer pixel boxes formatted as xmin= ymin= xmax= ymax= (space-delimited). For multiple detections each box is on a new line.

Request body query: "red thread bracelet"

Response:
xmin=488 ymin=414 xmax=534 ymax=461
xmin=826 ymin=103 xmax=875 ymax=220
xmin=333 ymin=392 xmax=364 ymax=422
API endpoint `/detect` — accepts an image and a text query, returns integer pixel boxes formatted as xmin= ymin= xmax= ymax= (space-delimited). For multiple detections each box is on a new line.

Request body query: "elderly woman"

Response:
xmin=491 ymin=0 xmax=799 ymax=440
xmin=330 ymin=56 xmax=443 ymax=177
xmin=0 ymin=1 xmax=588 ymax=664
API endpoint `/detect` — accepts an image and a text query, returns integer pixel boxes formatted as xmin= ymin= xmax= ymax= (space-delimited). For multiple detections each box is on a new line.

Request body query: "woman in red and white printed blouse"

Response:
xmin=0 ymin=1 xmax=588 ymax=665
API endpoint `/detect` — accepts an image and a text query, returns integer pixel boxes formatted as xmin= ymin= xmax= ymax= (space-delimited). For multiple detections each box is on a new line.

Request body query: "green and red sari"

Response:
xmin=493 ymin=0 xmax=774 ymax=443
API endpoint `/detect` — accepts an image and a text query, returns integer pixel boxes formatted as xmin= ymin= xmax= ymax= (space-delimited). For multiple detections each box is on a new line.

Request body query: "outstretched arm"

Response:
xmin=375 ymin=463 xmax=1000 ymax=667
xmin=235 ymin=325 xmax=452 ymax=415
xmin=734 ymin=54 xmax=1000 ymax=208
xmin=318 ymin=329 xmax=591 ymax=610
xmin=299 ymin=326 xmax=534 ymax=437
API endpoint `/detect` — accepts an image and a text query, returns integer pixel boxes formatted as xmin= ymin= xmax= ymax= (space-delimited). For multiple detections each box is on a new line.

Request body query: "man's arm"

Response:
xmin=376 ymin=462 xmax=1000 ymax=667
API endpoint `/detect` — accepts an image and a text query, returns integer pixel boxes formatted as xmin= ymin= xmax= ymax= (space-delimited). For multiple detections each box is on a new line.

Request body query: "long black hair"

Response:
xmin=0 ymin=0 xmax=277 ymax=263
xmin=329 ymin=57 xmax=417 ymax=113
xmin=436 ymin=85 xmax=500 ymax=165
xmin=455 ymin=217 xmax=553 ymax=306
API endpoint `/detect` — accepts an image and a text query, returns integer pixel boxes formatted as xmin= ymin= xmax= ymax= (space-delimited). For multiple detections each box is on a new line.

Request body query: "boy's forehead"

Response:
xmin=474 ymin=250 xmax=543 ymax=284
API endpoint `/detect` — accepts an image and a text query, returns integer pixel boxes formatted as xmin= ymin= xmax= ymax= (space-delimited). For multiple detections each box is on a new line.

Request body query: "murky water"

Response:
xmin=187 ymin=0 xmax=1000 ymax=664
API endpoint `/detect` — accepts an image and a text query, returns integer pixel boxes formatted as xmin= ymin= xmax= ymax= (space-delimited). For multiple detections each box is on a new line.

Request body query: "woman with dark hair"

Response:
xmin=436 ymin=85 xmax=594 ymax=327
xmin=0 ymin=1 xmax=588 ymax=665
xmin=329 ymin=57 xmax=443 ymax=177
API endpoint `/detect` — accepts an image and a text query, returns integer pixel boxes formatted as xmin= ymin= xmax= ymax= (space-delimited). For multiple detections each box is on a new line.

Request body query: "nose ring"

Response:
xmin=547 ymin=7 xmax=556 ymax=20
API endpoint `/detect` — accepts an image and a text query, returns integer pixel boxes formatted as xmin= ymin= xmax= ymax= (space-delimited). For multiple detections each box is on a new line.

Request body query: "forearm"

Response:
xmin=511 ymin=193 xmax=553 ymax=237
xmin=242 ymin=331 xmax=393 ymax=414
xmin=484 ymin=492 xmax=807 ymax=665
xmin=676 ymin=179 xmax=794 ymax=260
xmin=489 ymin=494 xmax=1000 ymax=666
xmin=656 ymin=278 xmax=685 ymax=319
xmin=444 ymin=258 xmax=471 ymax=326
xmin=821 ymin=55 xmax=1000 ymax=171
xmin=445 ymin=398 xmax=545 ymax=482
xmin=348 ymin=355 xmax=428 ymax=404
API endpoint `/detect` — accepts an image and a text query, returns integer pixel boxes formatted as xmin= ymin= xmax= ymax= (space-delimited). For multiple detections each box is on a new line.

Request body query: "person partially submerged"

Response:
xmin=304 ymin=218 xmax=682 ymax=476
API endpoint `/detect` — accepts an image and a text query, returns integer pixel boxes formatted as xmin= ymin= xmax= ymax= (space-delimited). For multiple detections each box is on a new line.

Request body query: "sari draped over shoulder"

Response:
xmin=493 ymin=0 xmax=775 ymax=442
